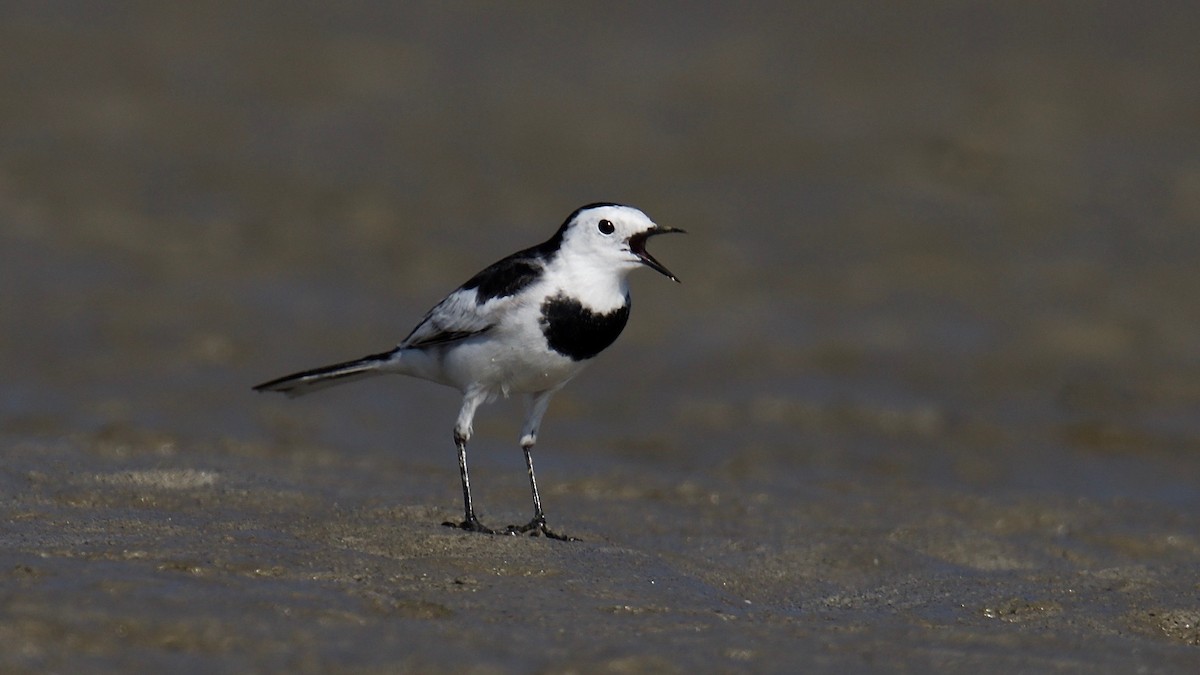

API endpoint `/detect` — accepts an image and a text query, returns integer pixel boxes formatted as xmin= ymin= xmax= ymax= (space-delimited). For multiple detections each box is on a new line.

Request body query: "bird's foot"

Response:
xmin=506 ymin=516 xmax=578 ymax=542
xmin=442 ymin=514 xmax=501 ymax=535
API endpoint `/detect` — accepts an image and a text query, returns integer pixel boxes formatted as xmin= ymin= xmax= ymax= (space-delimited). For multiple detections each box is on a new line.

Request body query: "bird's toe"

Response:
xmin=442 ymin=516 xmax=503 ymax=535
xmin=506 ymin=518 xmax=578 ymax=541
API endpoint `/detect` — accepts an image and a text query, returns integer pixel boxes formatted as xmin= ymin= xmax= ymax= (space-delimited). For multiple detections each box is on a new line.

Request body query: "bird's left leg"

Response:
xmin=508 ymin=388 xmax=576 ymax=541
xmin=442 ymin=389 xmax=498 ymax=534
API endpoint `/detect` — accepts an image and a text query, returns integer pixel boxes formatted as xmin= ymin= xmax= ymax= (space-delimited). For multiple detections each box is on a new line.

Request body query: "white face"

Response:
xmin=560 ymin=204 xmax=682 ymax=282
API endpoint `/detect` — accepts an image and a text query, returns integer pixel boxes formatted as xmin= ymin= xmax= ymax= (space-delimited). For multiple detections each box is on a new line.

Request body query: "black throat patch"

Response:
xmin=539 ymin=293 xmax=631 ymax=361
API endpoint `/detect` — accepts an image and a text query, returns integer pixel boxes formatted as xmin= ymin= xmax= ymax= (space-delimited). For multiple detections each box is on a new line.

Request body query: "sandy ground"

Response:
xmin=4 ymin=420 xmax=1200 ymax=673
xmin=3 ymin=2 xmax=1200 ymax=673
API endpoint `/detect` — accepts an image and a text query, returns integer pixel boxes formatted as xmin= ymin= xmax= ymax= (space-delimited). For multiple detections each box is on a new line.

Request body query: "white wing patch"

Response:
xmin=400 ymin=287 xmax=528 ymax=350
xmin=399 ymin=248 xmax=551 ymax=351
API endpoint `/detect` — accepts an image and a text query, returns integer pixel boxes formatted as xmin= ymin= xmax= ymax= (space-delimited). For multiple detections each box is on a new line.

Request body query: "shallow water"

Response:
xmin=3 ymin=2 xmax=1200 ymax=673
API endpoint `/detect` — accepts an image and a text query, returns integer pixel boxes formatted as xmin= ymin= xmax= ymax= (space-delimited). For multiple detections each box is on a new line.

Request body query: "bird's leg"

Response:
xmin=442 ymin=392 xmax=498 ymax=534
xmin=440 ymin=431 xmax=497 ymax=534
xmin=507 ymin=390 xmax=576 ymax=541
xmin=507 ymin=440 xmax=575 ymax=541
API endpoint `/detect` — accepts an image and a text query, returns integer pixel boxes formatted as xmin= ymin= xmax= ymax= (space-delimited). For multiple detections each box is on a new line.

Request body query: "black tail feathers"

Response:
xmin=253 ymin=349 xmax=397 ymax=398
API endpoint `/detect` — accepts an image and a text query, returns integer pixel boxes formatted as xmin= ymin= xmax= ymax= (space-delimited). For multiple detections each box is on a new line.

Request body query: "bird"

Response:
xmin=253 ymin=203 xmax=684 ymax=540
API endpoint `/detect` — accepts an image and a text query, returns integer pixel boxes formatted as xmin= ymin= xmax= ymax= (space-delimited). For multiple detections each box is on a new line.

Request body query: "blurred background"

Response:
xmin=3 ymin=1 xmax=1200 ymax=671
xmin=4 ymin=0 xmax=1199 ymax=499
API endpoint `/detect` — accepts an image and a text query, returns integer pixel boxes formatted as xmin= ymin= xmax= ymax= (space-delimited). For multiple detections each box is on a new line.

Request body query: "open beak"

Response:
xmin=629 ymin=226 xmax=686 ymax=282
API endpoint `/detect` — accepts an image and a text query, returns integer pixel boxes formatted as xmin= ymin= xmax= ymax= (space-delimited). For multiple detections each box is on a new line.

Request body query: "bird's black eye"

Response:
xmin=597 ymin=219 xmax=615 ymax=235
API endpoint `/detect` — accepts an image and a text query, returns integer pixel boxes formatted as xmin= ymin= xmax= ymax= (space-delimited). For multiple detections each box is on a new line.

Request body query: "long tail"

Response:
xmin=253 ymin=349 xmax=398 ymax=398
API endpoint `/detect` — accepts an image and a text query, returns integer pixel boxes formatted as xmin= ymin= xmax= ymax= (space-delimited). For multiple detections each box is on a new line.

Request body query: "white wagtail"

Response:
xmin=253 ymin=203 xmax=683 ymax=540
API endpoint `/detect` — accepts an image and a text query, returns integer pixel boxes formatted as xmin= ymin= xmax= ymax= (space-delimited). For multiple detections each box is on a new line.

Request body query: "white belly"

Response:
xmin=443 ymin=335 xmax=586 ymax=396
xmin=389 ymin=305 xmax=588 ymax=398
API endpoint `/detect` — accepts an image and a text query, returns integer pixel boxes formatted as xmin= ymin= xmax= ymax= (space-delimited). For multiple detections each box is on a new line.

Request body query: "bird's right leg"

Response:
xmin=442 ymin=391 xmax=497 ymax=534
xmin=506 ymin=388 xmax=576 ymax=541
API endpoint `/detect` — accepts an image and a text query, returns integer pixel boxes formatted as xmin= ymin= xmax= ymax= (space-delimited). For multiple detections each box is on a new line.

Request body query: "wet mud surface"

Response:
xmin=3 ymin=3 xmax=1200 ymax=673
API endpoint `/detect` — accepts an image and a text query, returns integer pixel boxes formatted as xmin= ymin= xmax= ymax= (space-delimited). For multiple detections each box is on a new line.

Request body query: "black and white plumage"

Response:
xmin=253 ymin=203 xmax=683 ymax=540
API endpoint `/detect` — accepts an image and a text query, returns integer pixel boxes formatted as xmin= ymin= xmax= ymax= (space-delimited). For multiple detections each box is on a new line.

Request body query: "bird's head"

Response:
xmin=555 ymin=203 xmax=685 ymax=282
